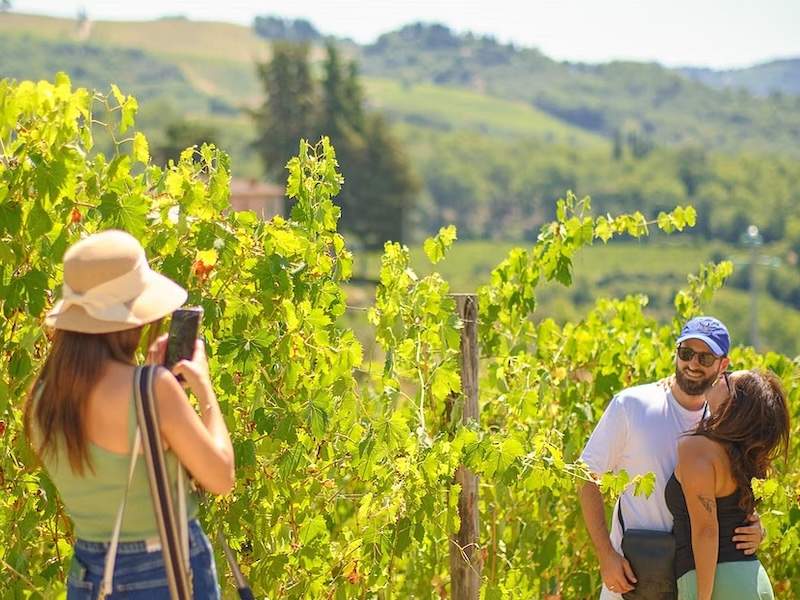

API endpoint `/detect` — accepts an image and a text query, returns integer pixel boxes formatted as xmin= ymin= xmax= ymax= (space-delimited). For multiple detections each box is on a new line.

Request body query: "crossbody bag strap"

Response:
xmin=218 ymin=531 xmax=256 ymax=600
xmin=178 ymin=460 xmax=189 ymax=574
xmin=99 ymin=412 xmax=142 ymax=598
xmin=135 ymin=365 xmax=193 ymax=599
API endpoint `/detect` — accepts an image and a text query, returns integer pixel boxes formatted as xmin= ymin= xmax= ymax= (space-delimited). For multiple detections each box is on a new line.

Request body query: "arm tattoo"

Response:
xmin=697 ymin=494 xmax=715 ymax=514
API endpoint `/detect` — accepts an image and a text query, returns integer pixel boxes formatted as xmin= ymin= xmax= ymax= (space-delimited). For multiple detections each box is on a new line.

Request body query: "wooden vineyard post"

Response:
xmin=450 ymin=294 xmax=481 ymax=599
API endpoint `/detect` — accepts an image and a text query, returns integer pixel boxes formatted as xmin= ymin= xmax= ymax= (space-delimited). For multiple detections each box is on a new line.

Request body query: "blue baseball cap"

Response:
xmin=676 ymin=316 xmax=730 ymax=356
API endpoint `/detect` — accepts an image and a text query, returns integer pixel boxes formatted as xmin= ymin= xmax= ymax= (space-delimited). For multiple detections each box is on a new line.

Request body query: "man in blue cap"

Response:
xmin=578 ymin=316 xmax=765 ymax=599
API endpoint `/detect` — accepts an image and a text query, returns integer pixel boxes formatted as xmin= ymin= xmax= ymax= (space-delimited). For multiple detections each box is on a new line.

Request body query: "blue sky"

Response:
xmin=11 ymin=0 xmax=800 ymax=69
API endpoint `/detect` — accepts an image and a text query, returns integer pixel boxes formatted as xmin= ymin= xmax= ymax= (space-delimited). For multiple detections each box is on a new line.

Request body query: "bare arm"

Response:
xmin=678 ymin=438 xmax=718 ymax=600
xmin=149 ymin=337 xmax=235 ymax=495
xmin=579 ymin=480 xmax=637 ymax=594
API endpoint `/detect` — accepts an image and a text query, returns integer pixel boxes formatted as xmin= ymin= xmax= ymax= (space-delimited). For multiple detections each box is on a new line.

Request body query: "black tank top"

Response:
xmin=665 ymin=472 xmax=758 ymax=578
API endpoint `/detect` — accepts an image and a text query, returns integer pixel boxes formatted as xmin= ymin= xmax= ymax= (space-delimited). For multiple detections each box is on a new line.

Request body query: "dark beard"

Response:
xmin=675 ymin=367 xmax=717 ymax=396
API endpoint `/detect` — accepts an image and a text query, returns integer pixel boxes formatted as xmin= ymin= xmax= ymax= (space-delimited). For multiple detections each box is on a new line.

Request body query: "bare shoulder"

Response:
xmin=677 ymin=435 xmax=719 ymax=483
xmin=677 ymin=434 xmax=720 ymax=458
xmin=677 ymin=435 xmax=717 ymax=473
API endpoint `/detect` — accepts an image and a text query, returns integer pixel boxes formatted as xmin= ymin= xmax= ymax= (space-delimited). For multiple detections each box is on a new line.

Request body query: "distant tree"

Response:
xmin=786 ymin=217 xmax=800 ymax=261
xmin=626 ymin=130 xmax=654 ymax=159
xmin=291 ymin=19 xmax=319 ymax=41
xmin=319 ymin=43 xmax=352 ymax=142
xmin=399 ymin=23 xmax=459 ymax=49
xmin=253 ymin=41 xmax=417 ymax=247
xmin=252 ymin=42 xmax=316 ymax=177
xmin=1 ymin=0 xmax=12 ymax=12
xmin=346 ymin=114 xmax=419 ymax=247
xmin=152 ymin=119 xmax=219 ymax=166
xmin=317 ymin=44 xmax=417 ymax=248
xmin=676 ymin=147 xmax=708 ymax=195
xmin=342 ymin=61 xmax=366 ymax=133
xmin=612 ymin=128 xmax=624 ymax=160
xmin=253 ymin=16 xmax=321 ymax=42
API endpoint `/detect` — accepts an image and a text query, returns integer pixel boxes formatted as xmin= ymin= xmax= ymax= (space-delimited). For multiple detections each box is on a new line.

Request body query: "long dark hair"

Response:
xmin=23 ymin=321 xmax=161 ymax=475
xmin=693 ymin=369 xmax=790 ymax=513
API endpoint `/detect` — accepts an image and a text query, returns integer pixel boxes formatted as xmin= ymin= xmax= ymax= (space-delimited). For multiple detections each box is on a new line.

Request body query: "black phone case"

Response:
xmin=164 ymin=307 xmax=203 ymax=376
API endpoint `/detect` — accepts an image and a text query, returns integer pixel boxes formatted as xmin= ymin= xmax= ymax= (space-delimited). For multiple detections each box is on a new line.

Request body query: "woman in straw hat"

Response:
xmin=24 ymin=230 xmax=234 ymax=599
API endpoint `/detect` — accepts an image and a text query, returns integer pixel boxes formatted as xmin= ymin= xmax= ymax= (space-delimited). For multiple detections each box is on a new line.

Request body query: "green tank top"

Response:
xmin=35 ymin=378 xmax=199 ymax=542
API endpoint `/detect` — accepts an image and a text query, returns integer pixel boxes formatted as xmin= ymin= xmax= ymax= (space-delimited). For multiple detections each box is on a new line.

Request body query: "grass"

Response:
xmin=364 ymin=78 xmax=606 ymax=147
xmin=0 ymin=12 xmax=78 ymax=39
xmin=0 ymin=13 xmax=270 ymax=63
xmin=355 ymin=238 xmax=728 ymax=293
xmin=176 ymin=58 xmax=262 ymax=107
xmin=0 ymin=12 xmax=268 ymax=108
xmin=90 ymin=19 xmax=268 ymax=63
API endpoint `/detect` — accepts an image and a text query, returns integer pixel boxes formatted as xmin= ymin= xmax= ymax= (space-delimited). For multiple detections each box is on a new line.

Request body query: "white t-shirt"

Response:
xmin=580 ymin=382 xmax=706 ymax=600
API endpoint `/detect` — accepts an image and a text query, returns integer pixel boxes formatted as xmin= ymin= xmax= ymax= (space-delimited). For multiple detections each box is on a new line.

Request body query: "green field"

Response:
xmin=364 ymin=78 xmax=606 ymax=146
xmin=0 ymin=13 xmax=270 ymax=62
xmin=356 ymin=239 xmax=727 ymax=294
xmin=350 ymin=239 xmax=800 ymax=357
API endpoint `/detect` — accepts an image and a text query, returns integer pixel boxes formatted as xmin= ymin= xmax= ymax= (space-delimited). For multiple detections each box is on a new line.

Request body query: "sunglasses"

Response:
xmin=676 ymin=345 xmax=722 ymax=367
xmin=722 ymin=369 xmax=737 ymax=397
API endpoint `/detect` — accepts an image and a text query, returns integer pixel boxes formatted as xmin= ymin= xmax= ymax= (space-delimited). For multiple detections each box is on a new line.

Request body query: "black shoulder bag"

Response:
xmin=618 ymin=501 xmax=677 ymax=599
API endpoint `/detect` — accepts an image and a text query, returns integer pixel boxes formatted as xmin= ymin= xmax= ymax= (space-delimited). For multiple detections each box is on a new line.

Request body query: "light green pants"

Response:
xmin=677 ymin=561 xmax=774 ymax=599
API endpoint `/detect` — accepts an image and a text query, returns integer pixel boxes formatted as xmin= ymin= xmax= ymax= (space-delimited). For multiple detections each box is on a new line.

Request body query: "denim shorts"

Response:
xmin=67 ymin=519 xmax=221 ymax=599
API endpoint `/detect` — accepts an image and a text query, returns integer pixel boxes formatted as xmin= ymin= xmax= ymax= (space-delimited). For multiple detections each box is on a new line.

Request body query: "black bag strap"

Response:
xmin=134 ymin=365 xmax=193 ymax=599
xmin=218 ymin=531 xmax=255 ymax=600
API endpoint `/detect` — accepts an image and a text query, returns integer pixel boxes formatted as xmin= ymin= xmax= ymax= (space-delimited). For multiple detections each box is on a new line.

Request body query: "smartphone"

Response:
xmin=164 ymin=307 xmax=203 ymax=381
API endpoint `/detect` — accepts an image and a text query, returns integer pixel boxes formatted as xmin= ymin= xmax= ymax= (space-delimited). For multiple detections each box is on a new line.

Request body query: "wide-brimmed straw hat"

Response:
xmin=45 ymin=230 xmax=187 ymax=333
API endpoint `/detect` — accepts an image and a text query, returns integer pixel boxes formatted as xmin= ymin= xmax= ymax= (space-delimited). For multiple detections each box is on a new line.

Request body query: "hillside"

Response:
xmin=0 ymin=15 xmax=610 ymax=152
xmin=0 ymin=13 xmax=270 ymax=62
xmin=2 ymin=13 xmax=799 ymax=247
xmin=682 ymin=58 xmax=800 ymax=97
xmin=0 ymin=32 xmax=225 ymax=113
xmin=359 ymin=24 xmax=800 ymax=156
xmin=3 ymin=14 xmax=800 ymax=157
xmin=363 ymin=78 xmax=605 ymax=147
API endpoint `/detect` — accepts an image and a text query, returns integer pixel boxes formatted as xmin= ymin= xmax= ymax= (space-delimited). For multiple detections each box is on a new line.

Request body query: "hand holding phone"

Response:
xmin=164 ymin=307 xmax=203 ymax=383
xmin=171 ymin=338 xmax=211 ymax=392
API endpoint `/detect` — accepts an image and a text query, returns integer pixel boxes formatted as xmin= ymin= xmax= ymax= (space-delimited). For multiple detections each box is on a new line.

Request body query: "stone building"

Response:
xmin=228 ymin=178 xmax=285 ymax=220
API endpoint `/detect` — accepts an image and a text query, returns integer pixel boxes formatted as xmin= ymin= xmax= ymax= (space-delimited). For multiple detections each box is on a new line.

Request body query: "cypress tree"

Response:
xmin=252 ymin=42 xmax=316 ymax=178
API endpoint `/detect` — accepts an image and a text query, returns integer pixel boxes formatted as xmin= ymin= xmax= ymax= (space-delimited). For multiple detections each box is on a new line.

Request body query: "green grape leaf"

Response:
xmin=423 ymin=225 xmax=457 ymax=264
xmin=132 ymin=132 xmax=149 ymax=164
